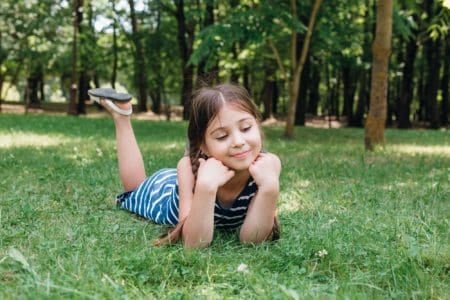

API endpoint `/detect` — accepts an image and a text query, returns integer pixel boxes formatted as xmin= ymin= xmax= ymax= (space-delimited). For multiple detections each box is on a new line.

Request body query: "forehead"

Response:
xmin=207 ymin=103 xmax=254 ymax=131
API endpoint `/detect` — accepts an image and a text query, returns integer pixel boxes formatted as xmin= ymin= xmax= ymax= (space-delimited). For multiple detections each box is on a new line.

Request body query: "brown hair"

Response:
xmin=187 ymin=83 xmax=262 ymax=176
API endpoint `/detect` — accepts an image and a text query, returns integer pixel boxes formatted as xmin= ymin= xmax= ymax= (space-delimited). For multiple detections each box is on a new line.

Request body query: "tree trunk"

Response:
xmin=174 ymin=0 xmax=195 ymax=120
xmin=261 ymin=62 xmax=277 ymax=120
xmin=151 ymin=10 xmax=163 ymax=115
xmin=111 ymin=0 xmax=118 ymax=89
xmin=284 ymin=0 xmax=322 ymax=138
xmin=68 ymin=0 xmax=80 ymax=115
xmin=307 ymin=62 xmax=320 ymax=115
xmin=397 ymin=29 xmax=417 ymax=128
xmin=129 ymin=0 xmax=148 ymax=112
xmin=77 ymin=71 xmax=88 ymax=114
xmin=349 ymin=0 xmax=372 ymax=127
xmin=195 ymin=0 xmax=215 ymax=87
xmin=351 ymin=70 xmax=368 ymax=127
xmin=364 ymin=0 xmax=392 ymax=150
xmin=424 ymin=38 xmax=441 ymax=129
xmin=295 ymin=54 xmax=309 ymax=126
xmin=342 ymin=64 xmax=357 ymax=122
xmin=0 ymin=73 xmax=3 ymax=113
xmin=441 ymin=37 xmax=449 ymax=126
xmin=76 ymin=2 xmax=87 ymax=115
xmin=27 ymin=74 xmax=40 ymax=108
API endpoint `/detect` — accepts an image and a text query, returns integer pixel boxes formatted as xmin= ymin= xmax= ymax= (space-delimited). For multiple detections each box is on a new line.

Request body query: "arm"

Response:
xmin=240 ymin=152 xmax=281 ymax=243
xmin=176 ymin=156 xmax=195 ymax=222
xmin=182 ymin=158 xmax=235 ymax=248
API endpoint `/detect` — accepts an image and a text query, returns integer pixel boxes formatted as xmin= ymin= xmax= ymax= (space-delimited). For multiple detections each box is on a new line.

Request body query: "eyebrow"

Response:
xmin=209 ymin=117 xmax=254 ymax=135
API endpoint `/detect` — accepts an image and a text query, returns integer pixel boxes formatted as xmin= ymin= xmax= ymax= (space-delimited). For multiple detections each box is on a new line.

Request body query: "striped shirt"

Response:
xmin=116 ymin=168 xmax=258 ymax=229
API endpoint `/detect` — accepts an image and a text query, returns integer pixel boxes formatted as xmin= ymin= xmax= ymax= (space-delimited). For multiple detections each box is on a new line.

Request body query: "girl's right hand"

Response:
xmin=196 ymin=158 xmax=235 ymax=190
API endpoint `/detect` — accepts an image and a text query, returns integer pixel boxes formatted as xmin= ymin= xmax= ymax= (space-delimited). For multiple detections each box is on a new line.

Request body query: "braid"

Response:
xmin=188 ymin=140 xmax=208 ymax=180
xmin=189 ymin=142 xmax=201 ymax=179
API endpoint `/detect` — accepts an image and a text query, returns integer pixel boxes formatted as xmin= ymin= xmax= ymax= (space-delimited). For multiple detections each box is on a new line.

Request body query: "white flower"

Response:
xmin=316 ymin=249 xmax=328 ymax=258
xmin=237 ymin=263 xmax=249 ymax=273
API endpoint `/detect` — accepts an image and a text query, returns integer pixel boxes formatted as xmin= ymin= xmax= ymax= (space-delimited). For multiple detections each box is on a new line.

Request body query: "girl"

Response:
xmin=88 ymin=83 xmax=281 ymax=248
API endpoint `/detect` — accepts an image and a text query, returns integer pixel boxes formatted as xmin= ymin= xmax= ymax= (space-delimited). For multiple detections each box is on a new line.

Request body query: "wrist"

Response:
xmin=256 ymin=181 xmax=279 ymax=195
xmin=195 ymin=180 xmax=218 ymax=194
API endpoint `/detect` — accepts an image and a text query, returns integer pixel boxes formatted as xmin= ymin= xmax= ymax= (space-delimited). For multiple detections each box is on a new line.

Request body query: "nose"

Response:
xmin=231 ymin=131 xmax=245 ymax=147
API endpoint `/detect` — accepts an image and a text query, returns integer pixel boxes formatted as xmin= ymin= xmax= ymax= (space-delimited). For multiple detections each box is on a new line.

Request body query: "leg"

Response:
xmin=104 ymin=100 xmax=146 ymax=191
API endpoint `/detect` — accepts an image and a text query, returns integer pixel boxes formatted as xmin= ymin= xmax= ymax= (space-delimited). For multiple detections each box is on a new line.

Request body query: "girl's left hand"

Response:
xmin=248 ymin=152 xmax=281 ymax=188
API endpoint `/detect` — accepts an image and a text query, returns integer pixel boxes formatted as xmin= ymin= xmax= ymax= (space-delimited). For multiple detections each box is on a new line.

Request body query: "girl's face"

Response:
xmin=201 ymin=103 xmax=262 ymax=172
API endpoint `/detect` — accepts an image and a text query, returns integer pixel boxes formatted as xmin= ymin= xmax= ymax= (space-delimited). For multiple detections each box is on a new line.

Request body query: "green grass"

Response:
xmin=0 ymin=113 xmax=449 ymax=299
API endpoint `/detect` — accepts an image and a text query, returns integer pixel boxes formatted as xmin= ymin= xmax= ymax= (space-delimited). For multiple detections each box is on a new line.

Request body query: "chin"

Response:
xmin=228 ymin=161 xmax=253 ymax=172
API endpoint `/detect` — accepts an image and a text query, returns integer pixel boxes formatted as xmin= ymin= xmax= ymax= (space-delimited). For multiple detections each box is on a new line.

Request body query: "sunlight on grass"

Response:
xmin=279 ymin=180 xmax=311 ymax=212
xmin=390 ymin=144 xmax=450 ymax=157
xmin=0 ymin=132 xmax=68 ymax=149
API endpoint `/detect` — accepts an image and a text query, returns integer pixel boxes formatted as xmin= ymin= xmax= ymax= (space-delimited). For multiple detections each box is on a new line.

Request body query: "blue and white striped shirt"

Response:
xmin=117 ymin=168 xmax=257 ymax=229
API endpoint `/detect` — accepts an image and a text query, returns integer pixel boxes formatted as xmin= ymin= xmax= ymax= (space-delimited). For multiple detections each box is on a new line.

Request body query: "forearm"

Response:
xmin=240 ymin=185 xmax=279 ymax=243
xmin=177 ymin=157 xmax=195 ymax=221
xmin=182 ymin=184 xmax=217 ymax=248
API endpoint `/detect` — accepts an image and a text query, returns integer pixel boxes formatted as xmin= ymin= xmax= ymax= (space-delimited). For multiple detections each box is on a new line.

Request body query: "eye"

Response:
xmin=241 ymin=125 xmax=252 ymax=132
xmin=216 ymin=134 xmax=228 ymax=141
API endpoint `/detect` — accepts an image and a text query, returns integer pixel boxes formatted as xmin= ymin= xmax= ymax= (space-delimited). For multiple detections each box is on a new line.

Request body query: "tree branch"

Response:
xmin=294 ymin=0 xmax=323 ymax=78
xmin=267 ymin=38 xmax=287 ymax=79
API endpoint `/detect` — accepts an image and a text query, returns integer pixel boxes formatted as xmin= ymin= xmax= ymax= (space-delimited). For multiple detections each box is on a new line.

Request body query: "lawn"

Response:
xmin=0 ymin=113 xmax=449 ymax=299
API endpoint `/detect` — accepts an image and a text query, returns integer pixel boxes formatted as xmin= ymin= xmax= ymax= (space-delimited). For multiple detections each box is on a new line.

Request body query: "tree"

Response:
xmin=68 ymin=0 xmax=81 ymax=115
xmin=396 ymin=5 xmax=418 ymax=129
xmin=278 ymin=0 xmax=323 ymax=138
xmin=128 ymin=0 xmax=148 ymax=112
xmin=174 ymin=0 xmax=195 ymax=120
xmin=364 ymin=0 xmax=393 ymax=150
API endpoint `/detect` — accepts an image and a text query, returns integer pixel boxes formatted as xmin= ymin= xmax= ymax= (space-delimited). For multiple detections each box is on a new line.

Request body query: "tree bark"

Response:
xmin=365 ymin=0 xmax=393 ymax=150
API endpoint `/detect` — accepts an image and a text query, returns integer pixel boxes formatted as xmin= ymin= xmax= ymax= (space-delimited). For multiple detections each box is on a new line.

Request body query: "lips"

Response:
xmin=231 ymin=150 xmax=251 ymax=159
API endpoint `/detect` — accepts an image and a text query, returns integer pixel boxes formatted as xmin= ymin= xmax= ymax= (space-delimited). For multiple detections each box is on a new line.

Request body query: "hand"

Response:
xmin=196 ymin=157 xmax=235 ymax=190
xmin=248 ymin=152 xmax=281 ymax=188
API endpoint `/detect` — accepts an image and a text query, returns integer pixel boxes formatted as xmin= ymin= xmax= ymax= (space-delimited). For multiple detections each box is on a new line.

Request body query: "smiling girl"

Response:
xmin=89 ymin=83 xmax=281 ymax=248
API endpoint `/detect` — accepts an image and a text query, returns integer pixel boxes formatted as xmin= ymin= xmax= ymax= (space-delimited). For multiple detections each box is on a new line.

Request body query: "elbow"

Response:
xmin=182 ymin=236 xmax=212 ymax=249
xmin=239 ymin=226 xmax=273 ymax=245
xmin=181 ymin=226 xmax=213 ymax=249
xmin=177 ymin=156 xmax=191 ymax=171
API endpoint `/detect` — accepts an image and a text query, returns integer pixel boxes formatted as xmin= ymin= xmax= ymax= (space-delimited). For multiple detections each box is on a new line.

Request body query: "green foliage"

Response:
xmin=0 ymin=114 xmax=449 ymax=298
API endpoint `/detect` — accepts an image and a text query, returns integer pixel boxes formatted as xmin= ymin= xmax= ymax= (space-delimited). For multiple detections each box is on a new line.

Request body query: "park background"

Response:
xmin=1 ymin=0 xmax=449 ymax=299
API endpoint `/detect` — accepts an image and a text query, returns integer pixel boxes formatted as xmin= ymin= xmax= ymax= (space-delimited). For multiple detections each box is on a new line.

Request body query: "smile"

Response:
xmin=231 ymin=150 xmax=251 ymax=159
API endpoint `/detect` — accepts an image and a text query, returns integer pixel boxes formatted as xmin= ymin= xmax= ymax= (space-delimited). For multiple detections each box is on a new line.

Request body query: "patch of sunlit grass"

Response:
xmin=390 ymin=144 xmax=450 ymax=157
xmin=0 ymin=132 xmax=68 ymax=149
